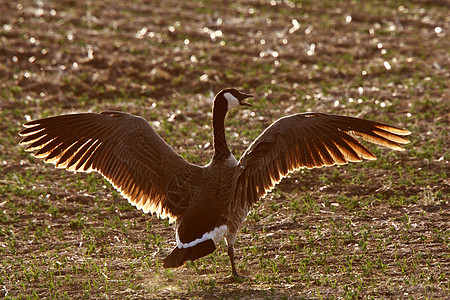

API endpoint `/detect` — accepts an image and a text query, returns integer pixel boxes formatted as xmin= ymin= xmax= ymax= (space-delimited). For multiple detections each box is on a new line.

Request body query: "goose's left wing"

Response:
xmin=235 ymin=113 xmax=411 ymax=207
xmin=19 ymin=111 xmax=201 ymax=221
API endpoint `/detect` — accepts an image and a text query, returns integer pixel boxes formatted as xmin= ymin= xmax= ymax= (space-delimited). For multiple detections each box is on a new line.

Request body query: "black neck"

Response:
xmin=212 ymin=96 xmax=231 ymax=160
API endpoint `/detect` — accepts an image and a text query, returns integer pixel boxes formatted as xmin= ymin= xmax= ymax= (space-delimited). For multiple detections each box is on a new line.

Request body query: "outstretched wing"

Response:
xmin=19 ymin=111 xmax=199 ymax=221
xmin=235 ymin=113 xmax=411 ymax=207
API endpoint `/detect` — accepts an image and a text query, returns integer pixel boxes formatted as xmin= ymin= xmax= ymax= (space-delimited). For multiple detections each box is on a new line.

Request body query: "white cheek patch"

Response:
xmin=176 ymin=225 xmax=228 ymax=249
xmin=224 ymin=92 xmax=240 ymax=109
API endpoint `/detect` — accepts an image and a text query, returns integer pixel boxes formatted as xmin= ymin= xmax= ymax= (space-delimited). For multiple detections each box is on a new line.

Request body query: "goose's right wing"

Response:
xmin=235 ymin=113 xmax=411 ymax=207
xmin=19 ymin=111 xmax=200 ymax=221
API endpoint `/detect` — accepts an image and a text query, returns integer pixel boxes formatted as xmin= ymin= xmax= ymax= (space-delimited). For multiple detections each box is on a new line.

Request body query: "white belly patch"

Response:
xmin=176 ymin=225 xmax=228 ymax=249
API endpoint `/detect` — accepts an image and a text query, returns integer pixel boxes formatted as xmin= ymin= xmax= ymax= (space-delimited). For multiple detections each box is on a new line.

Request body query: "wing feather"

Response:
xmin=236 ymin=113 xmax=410 ymax=207
xmin=20 ymin=111 xmax=198 ymax=221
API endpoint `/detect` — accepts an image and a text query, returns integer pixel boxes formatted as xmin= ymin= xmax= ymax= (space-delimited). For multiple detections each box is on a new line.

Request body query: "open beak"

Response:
xmin=240 ymin=93 xmax=253 ymax=106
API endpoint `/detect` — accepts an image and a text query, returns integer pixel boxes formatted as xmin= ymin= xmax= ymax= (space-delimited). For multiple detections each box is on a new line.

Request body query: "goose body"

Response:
xmin=19 ymin=88 xmax=411 ymax=278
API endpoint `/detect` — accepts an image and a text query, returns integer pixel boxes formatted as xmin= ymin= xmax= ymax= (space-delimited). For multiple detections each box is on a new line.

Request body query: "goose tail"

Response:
xmin=163 ymin=239 xmax=216 ymax=268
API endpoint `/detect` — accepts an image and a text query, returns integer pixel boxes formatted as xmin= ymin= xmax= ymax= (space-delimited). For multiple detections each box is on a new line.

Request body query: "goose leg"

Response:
xmin=227 ymin=244 xmax=248 ymax=281
xmin=226 ymin=233 xmax=246 ymax=280
xmin=227 ymin=245 xmax=240 ymax=278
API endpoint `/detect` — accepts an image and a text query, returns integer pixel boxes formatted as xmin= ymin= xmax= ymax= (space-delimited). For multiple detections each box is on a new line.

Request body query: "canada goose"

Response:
xmin=19 ymin=88 xmax=410 ymax=278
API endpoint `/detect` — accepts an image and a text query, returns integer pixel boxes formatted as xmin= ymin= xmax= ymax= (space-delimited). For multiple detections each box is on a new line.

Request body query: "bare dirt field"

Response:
xmin=1 ymin=0 xmax=449 ymax=298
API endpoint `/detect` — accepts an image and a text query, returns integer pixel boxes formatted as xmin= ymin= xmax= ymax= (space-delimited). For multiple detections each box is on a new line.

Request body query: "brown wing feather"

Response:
xmin=236 ymin=113 xmax=411 ymax=207
xmin=19 ymin=111 xmax=199 ymax=221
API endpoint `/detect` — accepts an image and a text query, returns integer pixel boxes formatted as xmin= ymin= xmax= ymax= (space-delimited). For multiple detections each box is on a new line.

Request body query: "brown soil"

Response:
xmin=1 ymin=0 xmax=448 ymax=299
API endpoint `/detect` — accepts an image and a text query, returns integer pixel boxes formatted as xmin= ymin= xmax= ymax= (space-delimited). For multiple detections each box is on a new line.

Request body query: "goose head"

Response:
xmin=215 ymin=88 xmax=253 ymax=110
xmin=211 ymin=88 xmax=253 ymax=159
